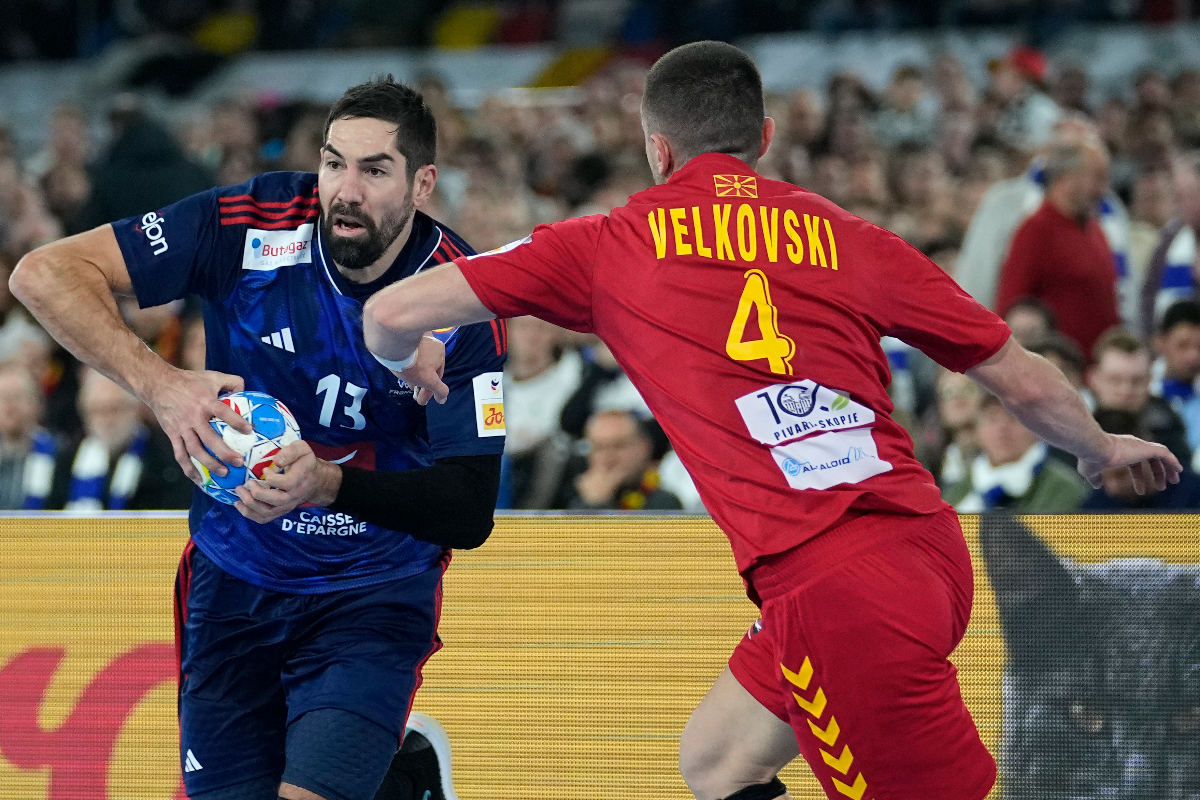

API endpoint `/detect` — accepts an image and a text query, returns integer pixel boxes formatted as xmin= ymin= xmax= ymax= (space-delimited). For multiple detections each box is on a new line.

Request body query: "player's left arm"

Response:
xmin=332 ymin=320 xmax=506 ymax=547
xmin=364 ymin=216 xmax=603 ymax=403
xmin=968 ymin=336 xmax=1182 ymax=493
xmin=859 ymin=217 xmax=1180 ymax=493
xmin=363 ymin=263 xmax=494 ymax=404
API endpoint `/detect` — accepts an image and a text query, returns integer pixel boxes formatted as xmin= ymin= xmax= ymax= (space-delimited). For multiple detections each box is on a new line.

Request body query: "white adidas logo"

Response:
xmin=261 ymin=327 xmax=295 ymax=353
xmin=183 ymin=749 xmax=203 ymax=772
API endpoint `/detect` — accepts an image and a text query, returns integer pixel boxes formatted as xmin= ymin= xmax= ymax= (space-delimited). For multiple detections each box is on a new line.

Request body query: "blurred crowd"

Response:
xmin=3 ymin=43 xmax=1200 ymax=513
xmin=1 ymin=0 xmax=1193 ymax=61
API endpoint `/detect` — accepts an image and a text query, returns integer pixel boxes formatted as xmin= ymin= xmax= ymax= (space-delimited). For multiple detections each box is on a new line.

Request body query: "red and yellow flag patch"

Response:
xmin=714 ymin=174 xmax=758 ymax=198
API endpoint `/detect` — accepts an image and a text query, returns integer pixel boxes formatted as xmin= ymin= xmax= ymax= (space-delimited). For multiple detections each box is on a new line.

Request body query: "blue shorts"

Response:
xmin=174 ymin=540 xmax=448 ymax=796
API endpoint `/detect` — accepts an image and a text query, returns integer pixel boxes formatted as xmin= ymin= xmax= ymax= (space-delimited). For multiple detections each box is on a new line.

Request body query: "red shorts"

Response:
xmin=730 ymin=506 xmax=996 ymax=800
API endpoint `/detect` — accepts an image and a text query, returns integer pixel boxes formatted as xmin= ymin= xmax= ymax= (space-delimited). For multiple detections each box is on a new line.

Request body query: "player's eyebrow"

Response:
xmin=321 ymin=145 xmax=396 ymax=167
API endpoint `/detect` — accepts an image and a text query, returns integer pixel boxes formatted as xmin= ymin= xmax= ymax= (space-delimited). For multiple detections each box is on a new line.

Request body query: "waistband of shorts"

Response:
xmin=747 ymin=506 xmax=957 ymax=603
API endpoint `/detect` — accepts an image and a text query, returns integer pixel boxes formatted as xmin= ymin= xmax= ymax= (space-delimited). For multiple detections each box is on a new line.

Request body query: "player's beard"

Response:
xmin=322 ymin=195 xmax=414 ymax=272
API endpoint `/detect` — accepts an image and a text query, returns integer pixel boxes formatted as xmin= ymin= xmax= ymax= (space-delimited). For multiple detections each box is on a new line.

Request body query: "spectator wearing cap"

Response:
xmin=568 ymin=410 xmax=681 ymax=511
xmin=996 ymin=139 xmax=1122 ymax=359
xmin=1081 ymin=409 xmax=1200 ymax=511
xmin=1087 ymin=327 xmax=1192 ymax=467
xmin=1151 ymin=299 xmax=1200 ymax=467
xmin=943 ymin=393 xmax=1088 ymax=513
xmin=990 ymin=46 xmax=1062 ymax=153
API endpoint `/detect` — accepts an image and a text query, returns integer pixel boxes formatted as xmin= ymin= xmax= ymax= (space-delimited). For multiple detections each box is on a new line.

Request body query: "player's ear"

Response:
xmin=759 ymin=117 xmax=776 ymax=159
xmin=411 ymin=164 xmax=437 ymax=208
xmin=649 ymin=133 xmax=675 ymax=182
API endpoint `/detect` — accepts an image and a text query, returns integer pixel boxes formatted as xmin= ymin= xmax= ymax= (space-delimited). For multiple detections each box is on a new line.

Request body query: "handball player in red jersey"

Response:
xmin=360 ymin=42 xmax=1181 ymax=800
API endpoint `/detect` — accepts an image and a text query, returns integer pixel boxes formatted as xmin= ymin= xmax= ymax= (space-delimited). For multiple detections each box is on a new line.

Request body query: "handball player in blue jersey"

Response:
xmin=12 ymin=78 xmax=502 ymax=800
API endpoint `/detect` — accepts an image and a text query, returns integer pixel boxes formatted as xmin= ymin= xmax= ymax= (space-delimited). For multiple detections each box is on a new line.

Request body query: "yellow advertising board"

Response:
xmin=0 ymin=513 xmax=1196 ymax=799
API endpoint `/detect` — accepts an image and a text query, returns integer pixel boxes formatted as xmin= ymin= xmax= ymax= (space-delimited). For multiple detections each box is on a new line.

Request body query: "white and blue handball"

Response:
xmin=191 ymin=391 xmax=301 ymax=505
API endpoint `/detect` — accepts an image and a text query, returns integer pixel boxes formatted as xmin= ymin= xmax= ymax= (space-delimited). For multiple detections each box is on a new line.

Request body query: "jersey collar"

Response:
xmin=315 ymin=210 xmax=440 ymax=300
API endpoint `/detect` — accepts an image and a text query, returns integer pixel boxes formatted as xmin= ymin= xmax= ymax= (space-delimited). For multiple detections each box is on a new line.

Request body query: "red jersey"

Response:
xmin=457 ymin=153 xmax=1010 ymax=574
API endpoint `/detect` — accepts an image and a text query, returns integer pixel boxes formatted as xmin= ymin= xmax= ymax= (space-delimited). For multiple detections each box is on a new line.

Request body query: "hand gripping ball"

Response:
xmin=190 ymin=391 xmax=301 ymax=505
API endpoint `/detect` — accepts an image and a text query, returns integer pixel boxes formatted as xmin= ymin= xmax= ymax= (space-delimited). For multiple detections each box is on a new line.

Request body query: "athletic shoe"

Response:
xmin=372 ymin=712 xmax=459 ymax=800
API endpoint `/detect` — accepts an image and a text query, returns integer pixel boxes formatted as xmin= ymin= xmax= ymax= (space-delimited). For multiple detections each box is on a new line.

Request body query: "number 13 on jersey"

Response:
xmin=726 ymin=269 xmax=795 ymax=375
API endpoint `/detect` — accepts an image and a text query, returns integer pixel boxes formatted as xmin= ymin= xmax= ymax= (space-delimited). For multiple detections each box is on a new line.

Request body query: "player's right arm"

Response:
xmin=9 ymin=225 xmax=250 ymax=481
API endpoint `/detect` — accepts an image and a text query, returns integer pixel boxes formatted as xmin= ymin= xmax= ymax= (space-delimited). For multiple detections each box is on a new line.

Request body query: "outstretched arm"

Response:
xmin=363 ymin=262 xmax=494 ymax=403
xmin=966 ymin=336 xmax=1182 ymax=492
xmin=10 ymin=225 xmax=251 ymax=482
xmin=365 ymin=217 xmax=603 ymax=402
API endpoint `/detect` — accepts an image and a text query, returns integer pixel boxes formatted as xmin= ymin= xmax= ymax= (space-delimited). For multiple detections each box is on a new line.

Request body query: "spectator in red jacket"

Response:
xmin=995 ymin=139 xmax=1121 ymax=358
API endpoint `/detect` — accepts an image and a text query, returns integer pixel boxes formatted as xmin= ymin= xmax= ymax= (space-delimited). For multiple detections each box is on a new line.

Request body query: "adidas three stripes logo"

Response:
xmin=261 ymin=327 xmax=295 ymax=353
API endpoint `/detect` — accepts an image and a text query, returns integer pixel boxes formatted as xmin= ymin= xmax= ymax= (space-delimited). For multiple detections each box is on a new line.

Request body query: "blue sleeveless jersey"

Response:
xmin=113 ymin=171 xmax=507 ymax=593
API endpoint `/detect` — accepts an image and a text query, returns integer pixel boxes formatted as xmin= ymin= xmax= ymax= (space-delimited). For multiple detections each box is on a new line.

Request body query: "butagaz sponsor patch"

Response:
xmin=242 ymin=223 xmax=314 ymax=271
xmin=770 ymin=426 xmax=892 ymax=490
xmin=472 ymin=372 xmax=505 ymax=437
xmin=735 ymin=379 xmax=875 ymax=446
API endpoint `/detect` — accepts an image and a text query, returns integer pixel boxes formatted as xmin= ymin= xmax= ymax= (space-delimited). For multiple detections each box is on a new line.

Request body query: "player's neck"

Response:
xmin=336 ymin=215 xmax=416 ymax=285
xmin=656 ymin=151 xmax=757 ymax=184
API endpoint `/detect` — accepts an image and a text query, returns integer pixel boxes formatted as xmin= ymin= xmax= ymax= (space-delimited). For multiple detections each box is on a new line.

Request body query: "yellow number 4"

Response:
xmin=726 ymin=269 xmax=795 ymax=375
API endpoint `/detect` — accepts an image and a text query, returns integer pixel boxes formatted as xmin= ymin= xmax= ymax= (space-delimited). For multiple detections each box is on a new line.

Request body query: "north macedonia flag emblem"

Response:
xmin=714 ymin=174 xmax=758 ymax=198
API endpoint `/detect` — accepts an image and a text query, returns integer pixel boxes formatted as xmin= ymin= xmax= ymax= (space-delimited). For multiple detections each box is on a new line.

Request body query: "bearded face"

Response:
xmin=318 ymin=116 xmax=429 ymax=277
xmin=321 ymin=192 xmax=413 ymax=272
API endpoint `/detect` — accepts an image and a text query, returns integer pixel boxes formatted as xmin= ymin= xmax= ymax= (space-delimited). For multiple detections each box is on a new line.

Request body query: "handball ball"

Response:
xmin=191 ymin=391 xmax=301 ymax=505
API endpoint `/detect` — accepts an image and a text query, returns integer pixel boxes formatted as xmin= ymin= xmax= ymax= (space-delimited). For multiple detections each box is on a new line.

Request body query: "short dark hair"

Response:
xmin=1004 ymin=295 xmax=1058 ymax=331
xmin=1030 ymin=331 xmax=1085 ymax=377
xmin=642 ymin=41 xmax=765 ymax=164
xmin=1092 ymin=326 xmax=1149 ymax=362
xmin=324 ymin=75 xmax=437 ymax=178
xmin=1160 ymin=298 xmax=1200 ymax=335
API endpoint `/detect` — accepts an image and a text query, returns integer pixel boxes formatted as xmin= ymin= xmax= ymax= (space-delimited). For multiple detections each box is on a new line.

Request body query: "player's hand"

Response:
xmin=395 ymin=334 xmax=449 ymax=406
xmin=233 ymin=441 xmax=341 ymax=523
xmin=1077 ymin=433 xmax=1183 ymax=494
xmin=145 ymin=367 xmax=252 ymax=484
